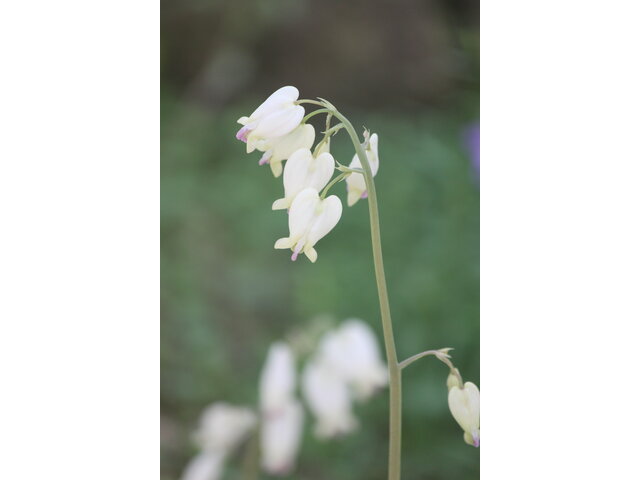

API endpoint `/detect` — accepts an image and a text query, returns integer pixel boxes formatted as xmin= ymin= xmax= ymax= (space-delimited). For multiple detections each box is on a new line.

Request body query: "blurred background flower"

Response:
xmin=161 ymin=0 xmax=479 ymax=478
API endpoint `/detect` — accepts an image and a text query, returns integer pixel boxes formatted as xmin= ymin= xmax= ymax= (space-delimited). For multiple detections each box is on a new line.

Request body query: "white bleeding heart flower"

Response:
xmin=180 ymin=452 xmax=225 ymax=480
xmin=302 ymin=358 xmax=358 ymax=438
xmin=259 ymin=342 xmax=296 ymax=414
xmin=260 ymin=399 xmax=304 ymax=476
xmin=274 ymin=188 xmax=342 ymax=263
xmin=448 ymin=381 xmax=480 ymax=448
xmin=192 ymin=403 xmax=257 ymax=453
xmin=316 ymin=318 xmax=388 ymax=401
xmin=346 ymin=133 xmax=379 ymax=206
xmin=272 ymin=149 xmax=335 ymax=211
xmin=257 ymin=124 xmax=315 ymax=177
xmin=236 ymin=86 xmax=305 ymax=154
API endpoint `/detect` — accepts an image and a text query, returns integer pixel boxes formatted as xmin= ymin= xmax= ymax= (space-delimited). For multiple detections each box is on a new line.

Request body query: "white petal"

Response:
xmin=307 ymin=152 xmax=336 ymax=192
xmin=269 ymin=160 xmax=284 ymax=177
xmin=282 ymin=149 xmax=314 ymax=200
xmin=259 ymin=343 xmax=296 ymax=413
xmin=180 ymin=452 xmax=225 ymax=480
xmin=448 ymin=382 xmax=480 ymax=434
xmin=249 ymin=86 xmax=299 ymax=121
xmin=302 ymin=359 xmax=357 ymax=438
xmin=277 ymin=150 xmax=334 ymax=210
xmin=344 ymin=133 xmax=379 ymax=205
xmin=261 ymin=400 xmax=304 ymax=475
xmin=304 ymin=246 xmax=318 ymax=263
xmin=252 ymin=105 xmax=304 ymax=139
xmin=274 ymin=237 xmax=294 ymax=249
xmin=270 ymin=124 xmax=315 ymax=163
xmin=317 ymin=319 xmax=387 ymax=401
xmin=193 ymin=403 xmax=256 ymax=453
xmin=287 ymin=188 xmax=320 ymax=240
xmin=306 ymin=195 xmax=342 ymax=248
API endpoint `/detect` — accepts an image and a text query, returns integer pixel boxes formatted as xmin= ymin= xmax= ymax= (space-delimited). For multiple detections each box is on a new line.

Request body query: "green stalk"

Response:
xmin=332 ymin=109 xmax=403 ymax=480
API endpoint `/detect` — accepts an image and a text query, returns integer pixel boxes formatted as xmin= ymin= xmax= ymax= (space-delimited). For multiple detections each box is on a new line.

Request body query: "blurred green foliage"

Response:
xmin=162 ymin=0 xmax=478 ymax=478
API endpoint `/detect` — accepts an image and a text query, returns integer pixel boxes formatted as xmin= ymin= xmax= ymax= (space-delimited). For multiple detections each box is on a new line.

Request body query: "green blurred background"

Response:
xmin=161 ymin=0 xmax=479 ymax=479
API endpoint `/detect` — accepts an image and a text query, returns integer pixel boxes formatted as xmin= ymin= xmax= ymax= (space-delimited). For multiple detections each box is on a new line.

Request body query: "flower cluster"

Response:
xmin=180 ymin=318 xmax=387 ymax=480
xmin=302 ymin=319 xmax=388 ymax=437
xmin=236 ymin=86 xmax=381 ymax=262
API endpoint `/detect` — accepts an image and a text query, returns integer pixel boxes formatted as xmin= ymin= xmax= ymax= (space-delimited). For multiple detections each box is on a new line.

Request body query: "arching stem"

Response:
xmin=332 ymin=108 xmax=403 ymax=480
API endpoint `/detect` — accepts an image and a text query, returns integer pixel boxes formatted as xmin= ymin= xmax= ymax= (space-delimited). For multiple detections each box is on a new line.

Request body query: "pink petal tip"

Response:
xmin=236 ymin=126 xmax=250 ymax=143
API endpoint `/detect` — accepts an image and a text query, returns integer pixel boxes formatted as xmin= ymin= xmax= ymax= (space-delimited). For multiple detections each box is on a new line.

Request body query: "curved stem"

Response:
xmin=333 ymin=109 xmax=402 ymax=480
xmin=321 ymin=172 xmax=349 ymax=199
xmin=399 ymin=349 xmax=453 ymax=370
xmin=303 ymin=108 xmax=331 ymax=123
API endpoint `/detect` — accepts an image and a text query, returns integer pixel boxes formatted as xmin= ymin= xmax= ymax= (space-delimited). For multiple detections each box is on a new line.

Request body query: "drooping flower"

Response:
xmin=272 ymin=149 xmax=335 ymax=211
xmin=260 ymin=399 xmax=304 ymax=476
xmin=302 ymin=358 xmax=358 ymax=438
xmin=181 ymin=403 xmax=257 ymax=480
xmin=448 ymin=381 xmax=480 ymax=447
xmin=316 ymin=318 xmax=388 ymax=401
xmin=259 ymin=342 xmax=296 ymax=414
xmin=346 ymin=133 xmax=379 ymax=206
xmin=236 ymin=86 xmax=305 ymax=154
xmin=192 ymin=403 xmax=257 ymax=453
xmin=257 ymin=124 xmax=315 ymax=177
xmin=274 ymin=188 xmax=342 ymax=263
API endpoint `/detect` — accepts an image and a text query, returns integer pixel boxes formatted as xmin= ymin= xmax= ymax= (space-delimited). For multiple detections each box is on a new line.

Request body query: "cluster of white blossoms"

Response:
xmin=236 ymin=86 xmax=380 ymax=263
xmin=302 ymin=319 xmax=388 ymax=438
xmin=180 ymin=318 xmax=387 ymax=480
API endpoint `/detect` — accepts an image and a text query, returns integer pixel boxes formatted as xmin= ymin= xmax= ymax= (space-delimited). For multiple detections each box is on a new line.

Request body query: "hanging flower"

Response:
xmin=192 ymin=403 xmax=257 ymax=453
xmin=260 ymin=399 xmax=304 ymax=475
xmin=259 ymin=342 xmax=296 ymax=414
xmin=257 ymin=124 xmax=316 ymax=177
xmin=346 ymin=133 xmax=379 ymax=206
xmin=316 ymin=318 xmax=388 ymax=401
xmin=302 ymin=358 xmax=358 ymax=438
xmin=236 ymin=86 xmax=305 ymax=154
xmin=448 ymin=382 xmax=480 ymax=447
xmin=272 ymin=149 xmax=335 ymax=211
xmin=181 ymin=403 xmax=257 ymax=480
xmin=274 ymin=188 xmax=342 ymax=263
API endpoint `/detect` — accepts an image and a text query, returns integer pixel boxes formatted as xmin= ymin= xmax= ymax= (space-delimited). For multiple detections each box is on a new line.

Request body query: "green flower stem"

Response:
xmin=303 ymin=108 xmax=331 ymax=123
xmin=332 ymin=108 xmax=403 ymax=480
xmin=320 ymin=171 xmax=350 ymax=199
xmin=399 ymin=349 xmax=454 ymax=370
xmin=241 ymin=425 xmax=260 ymax=480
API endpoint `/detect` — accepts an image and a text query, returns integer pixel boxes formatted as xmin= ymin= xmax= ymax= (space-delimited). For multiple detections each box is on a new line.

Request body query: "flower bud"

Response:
xmin=346 ymin=133 xmax=379 ymax=206
xmin=236 ymin=86 xmax=305 ymax=153
xmin=272 ymin=149 xmax=335 ymax=211
xmin=448 ymin=382 xmax=480 ymax=447
xmin=274 ymin=188 xmax=342 ymax=263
